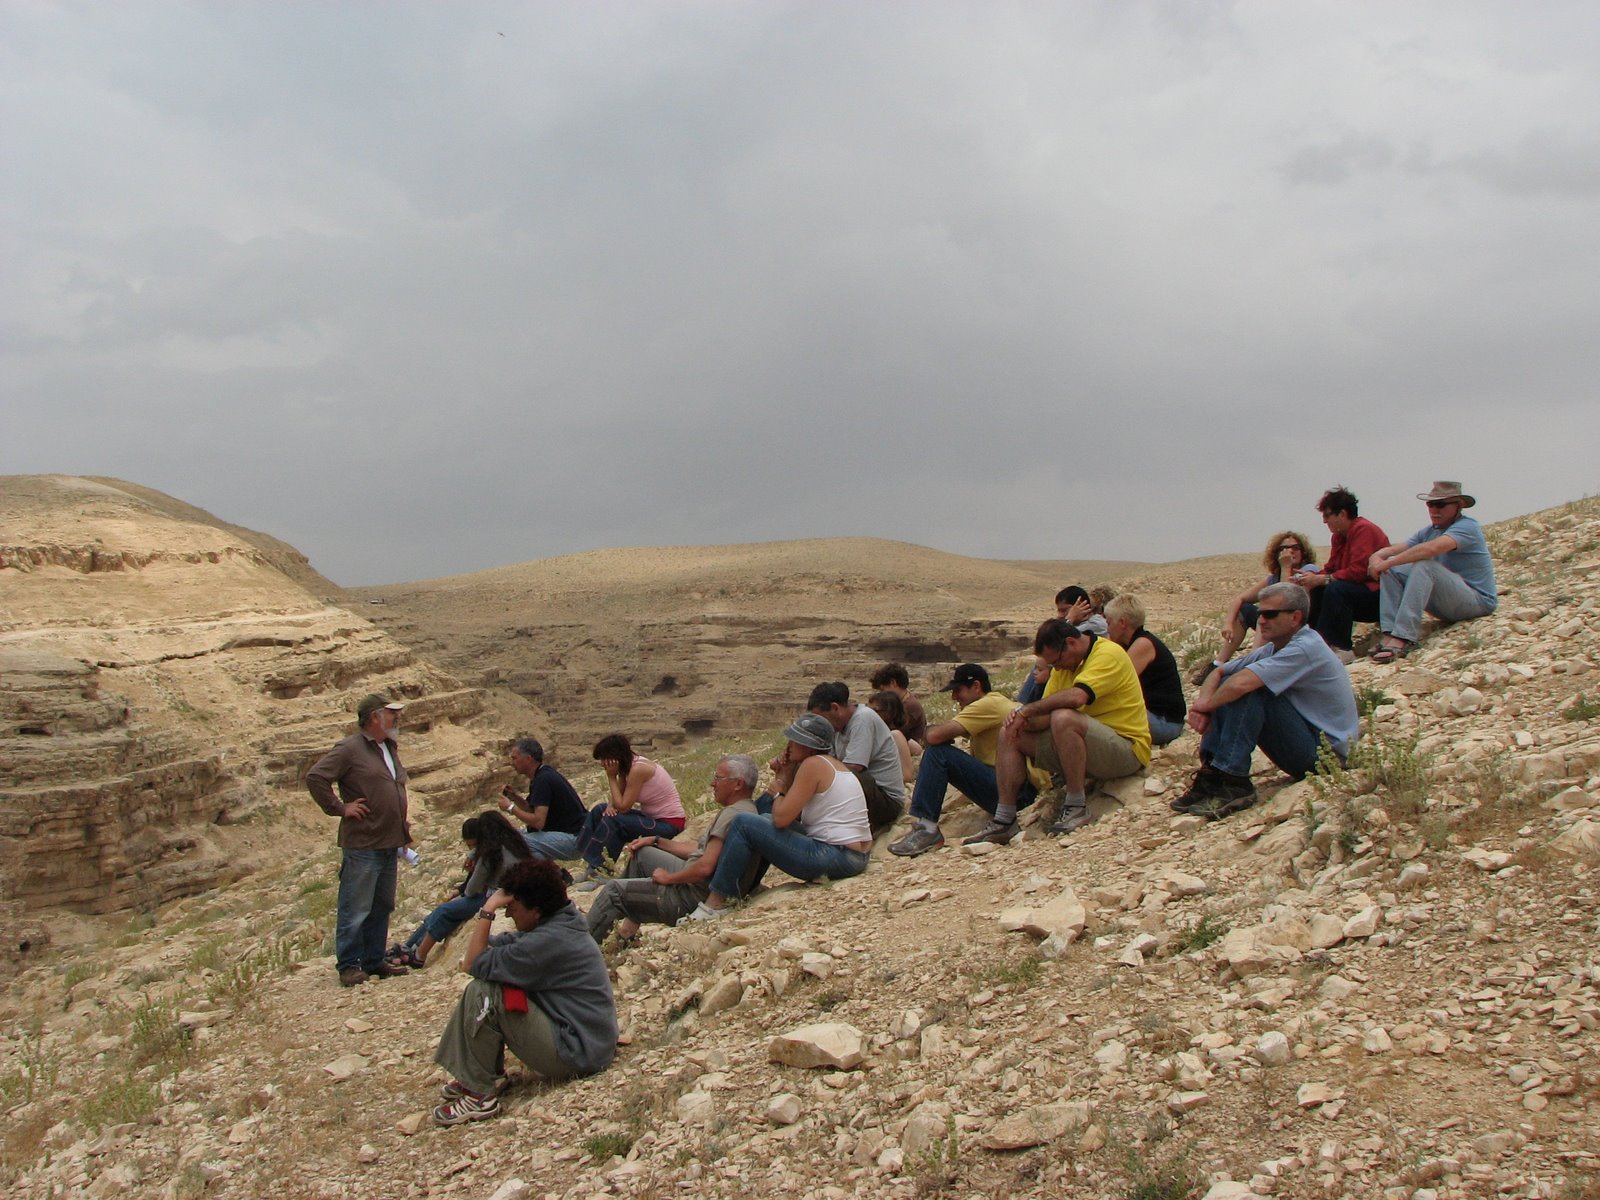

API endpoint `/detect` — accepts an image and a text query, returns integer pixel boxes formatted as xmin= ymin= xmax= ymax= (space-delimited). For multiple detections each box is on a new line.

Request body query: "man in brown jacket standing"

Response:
xmin=307 ymin=693 xmax=412 ymax=986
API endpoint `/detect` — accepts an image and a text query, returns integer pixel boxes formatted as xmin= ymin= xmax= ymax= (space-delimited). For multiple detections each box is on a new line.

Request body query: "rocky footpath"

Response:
xmin=0 ymin=497 xmax=1596 ymax=1199
xmin=0 ymin=476 xmax=550 ymax=936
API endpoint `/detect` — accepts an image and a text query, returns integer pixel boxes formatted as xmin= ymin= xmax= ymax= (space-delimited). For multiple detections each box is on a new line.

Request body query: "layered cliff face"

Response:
xmin=0 ymin=476 xmax=547 ymax=919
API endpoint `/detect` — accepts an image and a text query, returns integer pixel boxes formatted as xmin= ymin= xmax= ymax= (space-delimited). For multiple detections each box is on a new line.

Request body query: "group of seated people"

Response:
xmin=422 ymin=477 xmax=1498 ymax=1124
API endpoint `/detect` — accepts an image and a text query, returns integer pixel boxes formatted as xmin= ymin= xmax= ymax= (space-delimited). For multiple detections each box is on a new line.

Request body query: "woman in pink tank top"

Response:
xmin=571 ymin=733 xmax=687 ymax=888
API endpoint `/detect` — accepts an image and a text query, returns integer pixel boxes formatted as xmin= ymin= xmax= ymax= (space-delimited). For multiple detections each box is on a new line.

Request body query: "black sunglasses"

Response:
xmin=1257 ymin=608 xmax=1293 ymax=619
xmin=1425 ymin=499 xmax=1457 ymax=509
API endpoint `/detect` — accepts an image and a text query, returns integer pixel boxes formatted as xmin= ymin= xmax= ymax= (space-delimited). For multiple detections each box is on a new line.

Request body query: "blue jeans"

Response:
xmin=335 ymin=848 xmax=398 ymax=972
xmin=1314 ymin=578 xmax=1380 ymax=651
xmin=708 ymin=813 xmax=868 ymax=899
xmin=522 ymin=830 xmax=580 ymax=861
xmin=1147 ymin=711 xmax=1184 ymax=748
xmin=405 ymin=891 xmax=485 ymax=949
xmin=1199 ymin=688 xmax=1335 ymax=780
xmin=1380 ymin=560 xmax=1494 ymax=644
xmin=575 ymin=808 xmax=683 ymax=869
xmin=1015 ymin=673 xmax=1044 ymax=706
xmin=909 ymin=742 xmax=1036 ymax=823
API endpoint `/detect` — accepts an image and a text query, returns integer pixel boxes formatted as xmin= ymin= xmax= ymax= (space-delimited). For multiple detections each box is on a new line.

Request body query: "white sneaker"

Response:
xmin=677 ymin=902 xmax=722 ymax=924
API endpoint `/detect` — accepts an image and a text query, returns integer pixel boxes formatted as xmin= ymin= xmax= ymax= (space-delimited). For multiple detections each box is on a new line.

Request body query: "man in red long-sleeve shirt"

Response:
xmin=1296 ymin=486 xmax=1387 ymax=663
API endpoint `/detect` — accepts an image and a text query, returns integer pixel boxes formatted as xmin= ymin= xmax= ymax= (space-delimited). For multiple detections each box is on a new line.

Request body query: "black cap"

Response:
xmin=940 ymin=663 xmax=990 ymax=692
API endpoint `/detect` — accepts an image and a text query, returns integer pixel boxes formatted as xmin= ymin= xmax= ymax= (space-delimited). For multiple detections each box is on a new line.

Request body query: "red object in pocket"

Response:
xmin=503 ymin=985 xmax=529 ymax=1013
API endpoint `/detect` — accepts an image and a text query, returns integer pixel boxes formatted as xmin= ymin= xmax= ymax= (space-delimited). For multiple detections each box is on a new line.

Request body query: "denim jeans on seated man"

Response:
xmin=336 ymin=847 xmax=398 ymax=974
xmin=521 ymin=830 xmax=580 ymax=861
xmin=706 ymin=813 xmax=868 ymax=899
xmin=1147 ymin=711 xmax=1184 ymax=749
xmin=1314 ymin=578 xmax=1380 ymax=652
xmin=908 ymin=742 xmax=1037 ymax=825
xmin=1198 ymin=687 xmax=1338 ymax=782
xmin=1379 ymin=559 xmax=1495 ymax=645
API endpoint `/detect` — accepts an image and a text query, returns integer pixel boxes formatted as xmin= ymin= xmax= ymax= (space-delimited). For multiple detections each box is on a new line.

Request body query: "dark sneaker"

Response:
xmin=962 ymin=818 xmax=1019 ymax=847
xmin=338 ymin=967 xmax=369 ymax=988
xmin=888 ymin=826 xmax=945 ymax=857
xmin=1170 ymin=767 xmax=1224 ymax=813
xmin=1046 ymin=805 xmax=1092 ymax=836
xmin=1189 ymin=659 xmax=1219 ymax=687
xmin=433 ymin=1092 xmax=500 ymax=1126
xmin=366 ymin=960 xmax=409 ymax=979
xmin=1198 ymin=783 xmax=1258 ymax=821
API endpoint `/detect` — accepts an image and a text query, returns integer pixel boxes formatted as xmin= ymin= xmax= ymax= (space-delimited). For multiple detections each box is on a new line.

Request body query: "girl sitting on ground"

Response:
xmin=390 ymin=813 xmax=529 ymax=969
xmin=571 ymin=734 xmax=687 ymax=890
xmin=866 ymin=690 xmax=917 ymax=785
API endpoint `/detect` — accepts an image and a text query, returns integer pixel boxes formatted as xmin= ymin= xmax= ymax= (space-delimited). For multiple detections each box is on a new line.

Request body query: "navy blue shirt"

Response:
xmin=523 ymin=764 xmax=587 ymax=835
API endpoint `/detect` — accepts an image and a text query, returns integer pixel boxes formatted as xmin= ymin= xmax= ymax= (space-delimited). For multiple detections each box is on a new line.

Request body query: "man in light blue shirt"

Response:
xmin=1367 ymin=481 xmax=1498 ymax=663
xmin=1175 ymin=583 xmax=1359 ymax=821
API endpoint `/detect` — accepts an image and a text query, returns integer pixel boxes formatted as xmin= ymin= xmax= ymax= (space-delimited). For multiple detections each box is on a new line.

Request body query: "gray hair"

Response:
xmin=1258 ymin=582 xmax=1310 ymax=616
xmin=512 ymin=737 xmax=545 ymax=762
xmin=720 ymin=754 xmax=759 ymax=792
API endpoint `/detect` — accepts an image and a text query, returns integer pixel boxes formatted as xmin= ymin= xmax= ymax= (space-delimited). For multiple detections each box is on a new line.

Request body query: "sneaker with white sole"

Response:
xmin=677 ymin=902 xmax=722 ymax=923
xmin=441 ymin=1077 xmax=505 ymax=1101
xmin=433 ymin=1091 xmax=500 ymax=1126
xmin=888 ymin=826 xmax=945 ymax=857
xmin=961 ymin=818 xmax=1019 ymax=847
xmin=572 ymin=864 xmax=612 ymax=893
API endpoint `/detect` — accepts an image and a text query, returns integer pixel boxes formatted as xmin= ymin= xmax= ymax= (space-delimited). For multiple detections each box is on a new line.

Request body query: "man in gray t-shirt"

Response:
xmin=806 ymin=681 xmax=905 ymax=834
xmin=1176 ymin=583 xmax=1358 ymax=822
xmin=1368 ymin=480 xmax=1498 ymax=662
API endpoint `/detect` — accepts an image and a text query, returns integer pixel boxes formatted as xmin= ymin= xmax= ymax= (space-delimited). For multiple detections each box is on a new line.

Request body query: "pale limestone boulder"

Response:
xmin=700 ymin=974 xmax=745 ymax=1015
xmin=1202 ymin=1183 xmax=1265 ymax=1200
xmin=1553 ymin=818 xmax=1600 ymax=859
xmin=799 ymin=952 xmax=836 ymax=979
xmin=766 ymin=1093 xmax=802 ymax=1125
xmin=1343 ymin=905 xmax=1383 ymax=939
xmin=322 ymin=1054 xmax=366 ymax=1081
xmin=980 ymin=1102 xmax=1093 ymax=1150
xmin=1253 ymin=1032 xmax=1291 ymax=1066
xmin=900 ymin=1102 xmax=953 ymax=1157
xmin=768 ymin=1023 xmax=866 ymax=1070
xmin=1362 ymin=1027 xmax=1394 ymax=1054
xmin=1308 ymin=914 xmax=1345 ymax=949
xmin=1153 ymin=869 xmax=1209 ymax=897
xmin=676 ymin=1091 xmax=715 ymax=1124
xmin=486 ymin=1181 xmax=530 ymax=1200
xmin=1220 ymin=927 xmax=1302 ymax=977
xmin=998 ymin=884 xmax=1086 ymax=944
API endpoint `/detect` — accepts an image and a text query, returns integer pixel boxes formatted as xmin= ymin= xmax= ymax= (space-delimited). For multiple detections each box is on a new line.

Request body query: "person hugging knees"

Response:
xmin=431 ymin=859 xmax=617 ymax=1125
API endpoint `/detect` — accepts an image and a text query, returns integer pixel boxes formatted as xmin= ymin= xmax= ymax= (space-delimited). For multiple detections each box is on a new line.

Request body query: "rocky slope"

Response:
xmin=1 ymin=494 xmax=1596 ymax=1199
xmin=0 ymin=476 xmax=550 ymax=940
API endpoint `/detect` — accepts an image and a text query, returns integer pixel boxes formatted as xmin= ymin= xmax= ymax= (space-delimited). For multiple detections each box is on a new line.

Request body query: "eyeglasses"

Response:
xmin=1425 ymin=499 xmax=1457 ymax=510
xmin=1257 ymin=608 xmax=1293 ymax=619
xmin=1277 ymin=544 xmax=1301 ymax=553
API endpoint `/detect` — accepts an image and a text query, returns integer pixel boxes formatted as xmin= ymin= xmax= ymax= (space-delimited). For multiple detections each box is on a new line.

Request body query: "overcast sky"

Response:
xmin=4 ymin=2 xmax=1597 ymax=585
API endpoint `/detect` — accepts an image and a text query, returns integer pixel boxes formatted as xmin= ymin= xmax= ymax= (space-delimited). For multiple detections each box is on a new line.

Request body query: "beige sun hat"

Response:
xmin=1416 ymin=481 xmax=1476 ymax=508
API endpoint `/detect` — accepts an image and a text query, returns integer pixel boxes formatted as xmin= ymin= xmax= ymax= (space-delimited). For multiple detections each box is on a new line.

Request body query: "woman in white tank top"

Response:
xmin=682 ymin=713 xmax=872 ymax=921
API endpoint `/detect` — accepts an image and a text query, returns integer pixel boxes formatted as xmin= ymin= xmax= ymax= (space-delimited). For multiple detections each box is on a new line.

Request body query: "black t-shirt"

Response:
xmin=1134 ymin=629 xmax=1187 ymax=723
xmin=524 ymin=765 xmax=588 ymax=835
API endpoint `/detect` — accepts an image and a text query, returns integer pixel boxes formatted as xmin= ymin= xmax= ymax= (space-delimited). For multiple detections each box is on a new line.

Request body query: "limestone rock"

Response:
xmin=1220 ymin=927 xmax=1303 ymax=977
xmin=322 ymin=1054 xmax=367 ymax=1081
xmin=768 ymin=1023 xmax=866 ymax=1070
xmin=981 ymin=1102 xmax=1093 ymax=1150
xmin=1343 ymin=905 xmax=1382 ymax=939
xmin=1254 ymin=1032 xmax=1291 ymax=1066
xmin=486 ymin=1181 xmax=530 ymax=1200
xmin=998 ymin=884 xmax=1087 ymax=944
xmin=766 ymin=1093 xmax=802 ymax=1125
xmin=700 ymin=974 xmax=745 ymax=1015
xmin=676 ymin=1091 xmax=715 ymax=1124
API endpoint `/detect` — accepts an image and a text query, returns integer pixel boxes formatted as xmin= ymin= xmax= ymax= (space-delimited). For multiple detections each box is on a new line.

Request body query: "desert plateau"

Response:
xmin=2 ymin=474 xmax=1597 ymax=1200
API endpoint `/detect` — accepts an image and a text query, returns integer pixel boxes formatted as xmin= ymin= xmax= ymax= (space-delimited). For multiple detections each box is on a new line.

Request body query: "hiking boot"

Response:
xmin=1170 ymin=767 xmax=1225 ymax=813
xmin=366 ymin=960 xmax=409 ymax=979
xmin=432 ymin=1091 xmax=500 ymax=1126
xmin=338 ymin=967 xmax=369 ymax=988
xmin=1198 ymin=783 xmax=1259 ymax=821
xmin=1046 ymin=805 xmax=1092 ymax=836
xmin=1173 ymin=770 xmax=1257 ymax=818
xmin=572 ymin=863 xmax=612 ymax=893
xmin=888 ymin=826 xmax=945 ymax=857
xmin=1189 ymin=659 xmax=1220 ymax=687
xmin=961 ymin=818 xmax=1019 ymax=847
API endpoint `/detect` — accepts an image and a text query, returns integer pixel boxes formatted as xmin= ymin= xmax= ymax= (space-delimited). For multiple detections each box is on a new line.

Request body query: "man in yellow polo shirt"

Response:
xmin=994 ymin=618 xmax=1150 ymax=838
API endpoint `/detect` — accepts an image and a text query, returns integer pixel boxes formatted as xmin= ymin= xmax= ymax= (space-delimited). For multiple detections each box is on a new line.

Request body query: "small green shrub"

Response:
xmin=80 ymin=1076 xmax=162 ymax=1130
xmin=1355 ymin=684 xmax=1395 ymax=718
xmin=583 ymin=1131 xmax=635 ymax=1161
xmin=127 ymin=994 xmax=192 ymax=1067
xmin=1564 ymin=694 xmax=1600 ymax=722
xmin=1171 ymin=914 xmax=1229 ymax=954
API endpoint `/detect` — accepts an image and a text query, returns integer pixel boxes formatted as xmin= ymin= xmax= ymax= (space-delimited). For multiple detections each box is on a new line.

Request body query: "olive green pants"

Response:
xmin=433 ymin=977 xmax=575 ymax=1094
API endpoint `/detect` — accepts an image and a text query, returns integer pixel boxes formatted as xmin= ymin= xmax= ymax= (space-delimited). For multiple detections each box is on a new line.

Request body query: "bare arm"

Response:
xmin=458 ymin=887 xmax=509 ymax=973
xmin=923 ymin=718 xmax=965 ymax=746
xmin=1370 ymin=536 xmax=1456 ymax=575
xmin=611 ymin=759 xmax=657 ymax=814
xmin=771 ymin=756 xmax=831 ymax=828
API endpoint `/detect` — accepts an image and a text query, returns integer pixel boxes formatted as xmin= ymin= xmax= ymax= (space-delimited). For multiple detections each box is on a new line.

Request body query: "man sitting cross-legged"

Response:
xmin=1176 ymin=583 xmax=1359 ymax=820
xmin=585 ymin=755 xmax=761 ymax=943
xmin=991 ymin=619 xmax=1151 ymax=841
xmin=887 ymin=664 xmax=1053 ymax=857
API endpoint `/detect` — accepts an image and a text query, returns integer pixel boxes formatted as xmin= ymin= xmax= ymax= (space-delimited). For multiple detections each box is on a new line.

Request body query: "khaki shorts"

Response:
xmin=1031 ymin=714 xmax=1143 ymax=783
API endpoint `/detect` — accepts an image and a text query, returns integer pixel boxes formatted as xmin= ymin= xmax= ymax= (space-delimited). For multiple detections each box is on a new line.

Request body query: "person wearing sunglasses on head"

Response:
xmin=1366 ymin=481 xmax=1498 ymax=664
xmin=1176 ymin=584 xmax=1358 ymax=821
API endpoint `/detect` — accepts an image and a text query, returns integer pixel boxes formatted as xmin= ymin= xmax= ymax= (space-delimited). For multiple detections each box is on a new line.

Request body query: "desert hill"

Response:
xmin=0 ymin=475 xmax=548 ymax=936
xmin=1 ymin=482 xmax=1596 ymax=1199
xmin=350 ymin=538 xmax=1235 ymax=755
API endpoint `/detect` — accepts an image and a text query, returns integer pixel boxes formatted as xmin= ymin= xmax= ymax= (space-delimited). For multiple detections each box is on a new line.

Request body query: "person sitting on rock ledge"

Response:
xmin=1101 ymin=594 xmax=1187 ymax=748
xmin=585 ymin=754 xmax=762 ymax=943
xmin=1295 ymin=485 xmax=1388 ymax=664
xmin=498 ymin=737 xmax=588 ymax=862
xmin=991 ymin=618 xmax=1151 ymax=841
xmin=886 ymin=663 xmax=1050 ymax=858
xmin=1367 ymin=480 xmax=1498 ymax=664
xmin=1190 ymin=531 xmax=1320 ymax=684
xmin=868 ymin=662 xmax=928 ymax=748
xmin=804 ymin=682 xmax=906 ymax=834
xmin=865 ymin=690 xmax=918 ymax=786
xmin=680 ymin=714 xmax=873 ymax=922
xmin=571 ymin=734 xmax=687 ymax=891
xmin=1176 ymin=583 xmax=1358 ymax=820
xmin=432 ymin=859 xmax=616 ymax=1125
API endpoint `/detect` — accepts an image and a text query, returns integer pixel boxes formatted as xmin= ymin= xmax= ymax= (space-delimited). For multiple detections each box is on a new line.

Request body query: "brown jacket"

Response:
xmin=306 ymin=732 xmax=411 ymax=850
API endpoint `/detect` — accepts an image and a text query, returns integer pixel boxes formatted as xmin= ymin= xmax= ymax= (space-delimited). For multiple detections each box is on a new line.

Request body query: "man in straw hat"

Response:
xmin=1366 ymin=481 xmax=1498 ymax=663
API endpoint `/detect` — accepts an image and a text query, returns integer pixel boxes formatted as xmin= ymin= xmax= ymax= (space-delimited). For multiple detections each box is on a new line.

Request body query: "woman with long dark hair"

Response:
xmin=389 ymin=812 xmax=529 ymax=969
xmin=571 ymin=734 xmax=687 ymax=889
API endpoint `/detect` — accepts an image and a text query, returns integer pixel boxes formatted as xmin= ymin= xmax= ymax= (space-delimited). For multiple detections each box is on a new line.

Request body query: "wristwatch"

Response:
xmin=477 ymin=910 xmax=495 ymax=921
